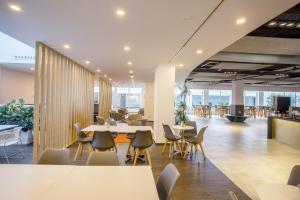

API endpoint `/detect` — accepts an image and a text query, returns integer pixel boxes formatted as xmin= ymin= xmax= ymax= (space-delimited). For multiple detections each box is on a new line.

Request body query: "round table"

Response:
xmin=257 ymin=184 xmax=300 ymax=200
xmin=172 ymin=125 xmax=194 ymax=155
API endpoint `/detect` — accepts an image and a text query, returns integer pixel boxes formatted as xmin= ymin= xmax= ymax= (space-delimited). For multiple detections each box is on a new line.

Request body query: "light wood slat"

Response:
xmin=33 ymin=42 xmax=94 ymax=161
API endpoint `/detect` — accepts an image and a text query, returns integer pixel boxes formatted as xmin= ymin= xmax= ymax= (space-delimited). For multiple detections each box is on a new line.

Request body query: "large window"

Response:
xmin=112 ymin=86 xmax=143 ymax=109
xmin=186 ymin=89 xmax=203 ymax=108
xmin=208 ymin=90 xmax=231 ymax=106
xmin=244 ymin=91 xmax=257 ymax=106
xmin=263 ymin=91 xmax=300 ymax=107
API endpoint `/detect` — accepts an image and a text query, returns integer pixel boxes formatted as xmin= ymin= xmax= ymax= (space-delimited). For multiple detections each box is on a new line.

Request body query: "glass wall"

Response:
xmin=186 ymin=89 xmax=203 ymax=108
xmin=263 ymin=91 xmax=300 ymax=107
xmin=208 ymin=90 xmax=231 ymax=106
xmin=112 ymin=86 xmax=143 ymax=109
xmin=244 ymin=91 xmax=257 ymax=106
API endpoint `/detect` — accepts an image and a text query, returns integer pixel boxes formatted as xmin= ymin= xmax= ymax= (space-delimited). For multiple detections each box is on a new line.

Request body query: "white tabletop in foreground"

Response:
xmin=257 ymin=184 xmax=300 ymax=200
xmin=82 ymin=124 xmax=153 ymax=133
xmin=0 ymin=165 xmax=159 ymax=200
xmin=172 ymin=125 xmax=194 ymax=131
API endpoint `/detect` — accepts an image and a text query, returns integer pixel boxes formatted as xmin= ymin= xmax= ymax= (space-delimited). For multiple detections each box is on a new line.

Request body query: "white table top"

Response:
xmin=0 ymin=125 xmax=18 ymax=132
xmin=82 ymin=124 xmax=153 ymax=133
xmin=172 ymin=125 xmax=194 ymax=131
xmin=257 ymin=184 xmax=300 ymax=200
xmin=0 ymin=165 xmax=159 ymax=200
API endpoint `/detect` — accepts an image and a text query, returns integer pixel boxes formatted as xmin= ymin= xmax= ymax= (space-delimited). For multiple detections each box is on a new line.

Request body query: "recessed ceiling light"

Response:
xmin=178 ymin=64 xmax=184 ymax=68
xmin=196 ymin=49 xmax=203 ymax=54
xmin=129 ymin=70 xmax=134 ymax=74
xmin=109 ymin=78 xmax=112 ymax=81
xmin=104 ymin=74 xmax=107 ymax=78
xmin=279 ymin=22 xmax=287 ymax=27
xmin=236 ymin=18 xmax=246 ymax=25
xmin=96 ymin=69 xmax=101 ymax=73
xmin=85 ymin=60 xmax=90 ymax=64
xmin=130 ymin=75 xmax=134 ymax=79
xmin=30 ymin=67 xmax=34 ymax=71
xmin=123 ymin=46 xmax=130 ymax=51
xmin=268 ymin=21 xmax=277 ymax=26
xmin=127 ymin=61 xmax=132 ymax=65
xmin=287 ymin=22 xmax=294 ymax=27
xmin=296 ymin=23 xmax=300 ymax=28
xmin=116 ymin=9 xmax=125 ymax=17
xmin=63 ymin=44 xmax=70 ymax=49
xmin=9 ymin=4 xmax=22 ymax=12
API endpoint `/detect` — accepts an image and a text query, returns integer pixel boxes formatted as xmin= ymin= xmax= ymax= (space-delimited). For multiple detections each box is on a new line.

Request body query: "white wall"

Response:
xmin=154 ymin=65 xmax=175 ymax=143
xmin=144 ymin=82 xmax=154 ymax=121
xmin=0 ymin=66 xmax=34 ymax=104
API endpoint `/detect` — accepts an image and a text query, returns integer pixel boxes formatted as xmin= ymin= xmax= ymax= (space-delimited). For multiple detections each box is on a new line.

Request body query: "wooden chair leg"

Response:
xmin=88 ymin=143 xmax=93 ymax=152
xmin=74 ymin=143 xmax=82 ymax=161
xmin=145 ymin=148 xmax=151 ymax=166
xmin=184 ymin=143 xmax=190 ymax=159
xmin=127 ymin=140 xmax=132 ymax=155
xmin=190 ymin=143 xmax=193 ymax=158
xmin=195 ymin=144 xmax=200 ymax=162
xmin=161 ymin=140 xmax=167 ymax=154
xmin=176 ymin=141 xmax=183 ymax=156
xmin=133 ymin=148 xmax=140 ymax=166
xmin=168 ymin=142 xmax=172 ymax=159
xmin=199 ymin=143 xmax=206 ymax=160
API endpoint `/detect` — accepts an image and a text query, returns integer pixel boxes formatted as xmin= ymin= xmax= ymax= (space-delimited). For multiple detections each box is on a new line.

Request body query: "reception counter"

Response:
xmin=268 ymin=116 xmax=300 ymax=150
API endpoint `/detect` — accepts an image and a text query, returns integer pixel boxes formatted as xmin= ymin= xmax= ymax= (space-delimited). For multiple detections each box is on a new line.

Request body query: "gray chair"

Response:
xmin=92 ymin=131 xmax=117 ymax=152
xmin=287 ymin=165 xmax=300 ymax=186
xmin=161 ymin=124 xmax=182 ymax=158
xmin=180 ymin=121 xmax=197 ymax=138
xmin=156 ymin=163 xmax=180 ymax=200
xmin=228 ymin=191 xmax=239 ymax=200
xmin=109 ymin=111 xmax=124 ymax=121
xmin=96 ymin=116 xmax=105 ymax=125
xmin=38 ymin=149 xmax=70 ymax=165
xmin=86 ymin=151 xmax=119 ymax=166
xmin=132 ymin=130 xmax=153 ymax=165
xmin=73 ymin=123 xmax=93 ymax=161
xmin=184 ymin=126 xmax=207 ymax=162
xmin=138 ymin=108 xmax=144 ymax=116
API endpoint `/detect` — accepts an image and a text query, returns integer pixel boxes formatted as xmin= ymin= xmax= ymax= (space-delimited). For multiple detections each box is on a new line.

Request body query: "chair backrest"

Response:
xmin=96 ymin=116 xmax=105 ymax=125
xmin=195 ymin=126 xmax=208 ymax=143
xmin=86 ymin=151 xmax=119 ymax=166
xmin=129 ymin=120 xmax=143 ymax=126
xmin=92 ymin=131 xmax=115 ymax=150
xmin=38 ymin=149 xmax=70 ymax=165
xmin=156 ymin=163 xmax=180 ymax=200
xmin=74 ymin=123 xmax=85 ymax=138
xmin=228 ymin=191 xmax=239 ymax=200
xmin=184 ymin=121 xmax=197 ymax=134
xmin=287 ymin=165 xmax=300 ymax=186
xmin=162 ymin=124 xmax=176 ymax=140
xmin=110 ymin=111 xmax=123 ymax=121
xmin=127 ymin=114 xmax=142 ymax=122
xmin=132 ymin=130 xmax=153 ymax=149
xmin=118 ymin=108 xmax=128 ymax=115
xmin=138 ymin=108 xmax=144 ymax=116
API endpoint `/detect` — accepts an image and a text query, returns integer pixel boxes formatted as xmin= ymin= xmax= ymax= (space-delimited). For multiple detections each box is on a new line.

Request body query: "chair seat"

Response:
xmin=167 ymin=135 xmax=181 ymax=141
xmin=180 ymin=132 xmax=196 ymax=138
xmin=185 ymin=137 xmax=198 ymax=144
xmin=78 ymin=136 xmax=93 ymax=143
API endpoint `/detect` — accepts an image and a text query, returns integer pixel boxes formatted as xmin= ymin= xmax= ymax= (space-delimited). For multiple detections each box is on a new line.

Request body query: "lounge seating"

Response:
xmin=38 ymin=149 xmax=70 ymax=165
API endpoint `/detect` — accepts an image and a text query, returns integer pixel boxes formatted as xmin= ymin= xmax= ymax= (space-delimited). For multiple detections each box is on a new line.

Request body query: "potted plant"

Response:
xmin=175 ymin=84 xmax=190 ymax=126
xmin=0 ymin=99 xmax=34 ymax=144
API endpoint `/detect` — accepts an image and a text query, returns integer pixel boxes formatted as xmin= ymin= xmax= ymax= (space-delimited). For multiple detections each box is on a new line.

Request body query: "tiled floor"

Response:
xmin=193 ymin=116 xmax=300 ymax=199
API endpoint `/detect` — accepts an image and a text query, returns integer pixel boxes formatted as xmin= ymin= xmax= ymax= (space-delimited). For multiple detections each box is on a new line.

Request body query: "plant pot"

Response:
xmin=180 ymin=121 xmax=185 ymax=127
xmin=20 ymin=130 xmax=33 ymax=145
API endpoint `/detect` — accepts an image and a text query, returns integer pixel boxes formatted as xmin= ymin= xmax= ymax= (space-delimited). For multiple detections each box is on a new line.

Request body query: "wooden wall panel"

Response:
xmin=33 ymin=42 xmax=94 ymax=161
xmin=98 ymin=79 xmax=112 ymax=119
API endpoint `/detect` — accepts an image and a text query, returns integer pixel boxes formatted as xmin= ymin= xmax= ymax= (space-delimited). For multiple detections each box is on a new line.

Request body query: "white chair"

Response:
xmin=0 ymin=127 xmax=24 ymax=163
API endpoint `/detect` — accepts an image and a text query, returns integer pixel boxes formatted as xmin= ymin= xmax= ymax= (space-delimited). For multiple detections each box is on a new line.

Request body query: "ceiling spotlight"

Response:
xmin=123 ymin=46 xmax=130 ymax=51
xmin=63 ymin=44 xmax=70 ymax=49
xmin=127 ymin=61 xmax=132 ymax=65
xmin=109 ymin=78 xmax=112 ymax=81
xmin=279 ymin=22 xmax=287 ymax=27
xmin=268 ymin=21 xmax=277 ymax=26
xmin=130 ymin=75 xmax=134 ymax=79
xmin=196 ymin=49 xmax=203 ymax=54
xmin=236 ymin=18 xmax=246 ymax=25
xmin=129 ymin=70 xmax=134 ymax=74
xmin=287 ymin=22 xmax=295 ymax=27
xmin=85 ymin=60 xmax=90 ymax=64
xmin=116 ymin=9 xmax=125 ymax=17
xmin=9 ymin=4 xmax=22 ymax=12
xmin=30 ymin=67 xmax=34 ymax=71
xmin=104 ymin=74 xmax=107 ymax=78
xmin=96 ymin=69 xmax=101 ymax=73
xmin=296 ymin=23 xmax=300 ymax=28
xmin=178 ymin=64 xmax=184 ymax=68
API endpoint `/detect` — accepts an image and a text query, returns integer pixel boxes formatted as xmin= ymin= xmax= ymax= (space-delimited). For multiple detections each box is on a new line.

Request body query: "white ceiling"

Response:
xmin=0 ymin=0 xmax=299 ymax=84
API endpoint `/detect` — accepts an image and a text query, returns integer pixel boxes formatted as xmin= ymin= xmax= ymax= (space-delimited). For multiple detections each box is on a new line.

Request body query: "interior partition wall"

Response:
xmin=98 ymin=79 xmax=112 ymax=119
xmin=33 ymin=42 xmax=94 ymax=161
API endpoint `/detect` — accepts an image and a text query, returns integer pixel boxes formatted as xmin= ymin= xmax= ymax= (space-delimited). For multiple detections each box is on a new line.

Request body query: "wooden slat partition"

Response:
xmin=98 ymin=79 xmax=112 ymax=119
xmin=33 ymin=42 xmax=94 ymax=161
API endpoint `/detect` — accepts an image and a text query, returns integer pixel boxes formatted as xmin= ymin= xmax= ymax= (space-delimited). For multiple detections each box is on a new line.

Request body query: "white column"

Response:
xmin=154 ymin=65 xmax=175 ymax=143
xmin=258 ymin=91 xmax=264 ymax=106
xmin=203 ymin=89 xmax=209 ymax=105
xmin=144 ymin=82 xmax=154 ymax=121
xmin=231 ymin=80 xmax=245 ymax=105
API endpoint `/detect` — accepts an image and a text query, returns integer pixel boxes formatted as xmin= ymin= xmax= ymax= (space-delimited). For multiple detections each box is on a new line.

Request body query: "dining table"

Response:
xmin=81 ymin=124 xmax=153 ymax=133
xmin=257 ymin=183 xmax=300 ymax=200
xmin=0 ymin=164 xmax=159 ymax=200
